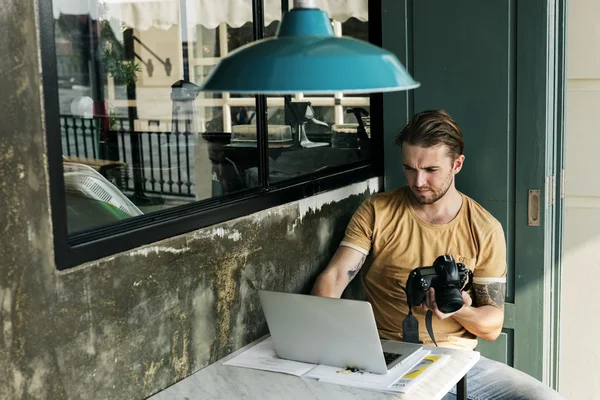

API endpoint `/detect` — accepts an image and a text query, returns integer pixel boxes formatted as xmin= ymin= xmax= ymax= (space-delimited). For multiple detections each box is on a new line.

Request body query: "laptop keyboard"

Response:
xmin=383 ymin=351 xmax=401 ymax=366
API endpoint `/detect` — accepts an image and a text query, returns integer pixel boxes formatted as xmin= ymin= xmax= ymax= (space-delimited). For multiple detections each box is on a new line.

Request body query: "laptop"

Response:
xmin=258 ymin=290 xmax=423 ymax=374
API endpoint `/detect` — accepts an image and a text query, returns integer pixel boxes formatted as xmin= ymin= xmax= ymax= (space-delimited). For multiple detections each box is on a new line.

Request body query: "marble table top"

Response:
xmin=150 ymin=336 xmax=480 ymax=400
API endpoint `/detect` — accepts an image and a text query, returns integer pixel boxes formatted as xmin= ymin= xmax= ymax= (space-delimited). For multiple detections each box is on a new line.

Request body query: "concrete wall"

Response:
xmin=0 ymin=0 xmax=377 ymax=398
xmin=559 ymin=0 xmax=600 ymax=398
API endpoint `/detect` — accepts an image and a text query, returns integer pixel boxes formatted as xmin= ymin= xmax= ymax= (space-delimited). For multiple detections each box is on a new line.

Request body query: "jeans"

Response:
xmin=441 ymin=356 xmax=566 ymax=400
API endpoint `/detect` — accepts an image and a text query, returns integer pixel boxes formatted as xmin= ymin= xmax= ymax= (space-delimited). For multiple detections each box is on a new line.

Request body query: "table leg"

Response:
xmin=456 ymin=375 xmax=467 ymax=400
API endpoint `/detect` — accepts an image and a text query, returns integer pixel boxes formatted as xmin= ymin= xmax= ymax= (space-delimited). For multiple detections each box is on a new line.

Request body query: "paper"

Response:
xmin=305 ymin=348 xmax=431 ymax=390
xmin=389 ymin=353 xmax=452 ymax=393
xmin=223 ymin=337 xmax=317 ymax=376
xmin=224 ymin=337 xmax=477 ymax=398
xmin=225 ymin=337 xmax=434 ymax=393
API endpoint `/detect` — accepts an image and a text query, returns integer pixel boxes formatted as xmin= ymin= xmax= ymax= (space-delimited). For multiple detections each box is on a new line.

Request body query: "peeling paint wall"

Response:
xmin=0 ymin=1 xmax=381 ymax=398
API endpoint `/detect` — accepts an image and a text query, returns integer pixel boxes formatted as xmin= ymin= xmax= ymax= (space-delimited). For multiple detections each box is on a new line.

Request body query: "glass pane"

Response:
xmin=53 ymin=0 xmax=260 ymax=234
xmin=264 ymin=3 xmax=372 ymax=184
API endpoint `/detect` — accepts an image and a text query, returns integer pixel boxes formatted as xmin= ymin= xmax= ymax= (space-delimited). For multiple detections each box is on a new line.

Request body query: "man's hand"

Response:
xmin=422 ymin=283 xmax=505 ymax=341
xmin=423 ymin=288 xmax=472 ymax=320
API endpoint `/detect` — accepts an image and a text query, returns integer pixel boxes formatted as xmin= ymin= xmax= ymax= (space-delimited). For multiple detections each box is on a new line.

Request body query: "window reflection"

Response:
xmin=261 ymin=4 xmax=372 ymax=184
xmin=52 ymin=0 xmax=372 ymax=234
xmin=54 ymin=0 xmax=262 ymax=233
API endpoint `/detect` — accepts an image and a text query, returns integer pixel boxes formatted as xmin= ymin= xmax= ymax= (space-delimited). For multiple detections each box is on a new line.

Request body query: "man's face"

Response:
xmin=401 ymin=143 xmax=464 ymax=205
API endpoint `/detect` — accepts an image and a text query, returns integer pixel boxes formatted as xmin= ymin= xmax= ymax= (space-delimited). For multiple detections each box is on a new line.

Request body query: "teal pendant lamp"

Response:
xmin=199 ymin=0 xmax=420 ymax=94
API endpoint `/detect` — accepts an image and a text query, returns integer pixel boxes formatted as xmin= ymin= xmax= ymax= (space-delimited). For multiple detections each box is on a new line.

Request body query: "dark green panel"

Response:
xmin=477 ymin=330 xmax=512 ymax=366
xmin=381 ymin=0 xmax=411 ymax=190
xmin=411 ymin=0 xmax=517 ymax=306
xmin=512 ymin=0 xmax=551 ymax=382
xmin=412 ymin=0 xmax=514 ymax=233
xmin=408 ymin=0 xmax=521 ymax=373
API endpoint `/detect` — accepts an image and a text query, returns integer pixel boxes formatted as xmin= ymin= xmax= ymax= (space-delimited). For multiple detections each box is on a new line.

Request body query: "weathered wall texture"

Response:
xmin=0 ymin=0 xmax=380 ymax=399
xmin=0 ymin=176 xmax=378 ymax=400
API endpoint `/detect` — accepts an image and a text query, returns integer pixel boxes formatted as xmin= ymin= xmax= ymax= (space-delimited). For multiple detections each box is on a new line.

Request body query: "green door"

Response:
xmin=381 ymin=0 xmax=564 ymax=386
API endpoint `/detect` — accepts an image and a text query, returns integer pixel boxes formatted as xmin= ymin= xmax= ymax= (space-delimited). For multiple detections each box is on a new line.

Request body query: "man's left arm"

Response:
xmin=425 ymin=223 xmax=507 ymax=341
xmin=453 ymin=280 xmax=506 ymax=341
xmin=425 ymin=279 xmax=505 ymax=341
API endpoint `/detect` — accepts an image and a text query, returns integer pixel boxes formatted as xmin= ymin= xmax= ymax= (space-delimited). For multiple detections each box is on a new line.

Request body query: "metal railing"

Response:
xmin=61 ymin=116 xmax=101 ymax=159
xmin=60 ymin=115 xmax=196 ymax=199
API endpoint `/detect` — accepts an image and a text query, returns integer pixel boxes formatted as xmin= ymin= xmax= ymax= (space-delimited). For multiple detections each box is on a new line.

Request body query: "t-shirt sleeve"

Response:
xmin=339 ymin=197 xmax=375 ymax=255
xmin=473 ymin=222 xmax=507 ymax=284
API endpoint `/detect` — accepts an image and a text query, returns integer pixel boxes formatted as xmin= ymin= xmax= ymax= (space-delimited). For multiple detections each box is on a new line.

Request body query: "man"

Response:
xmin=311 ymin=109 xmax=564 ymax=399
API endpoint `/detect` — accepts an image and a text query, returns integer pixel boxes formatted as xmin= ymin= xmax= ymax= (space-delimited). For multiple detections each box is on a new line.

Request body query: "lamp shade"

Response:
xmin=199 ymin=8 xmax=420 ymax=94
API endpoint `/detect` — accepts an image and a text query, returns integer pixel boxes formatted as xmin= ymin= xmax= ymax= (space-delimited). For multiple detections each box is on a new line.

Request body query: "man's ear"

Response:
xmin=453 ymin=155 xmax=465 ymax=174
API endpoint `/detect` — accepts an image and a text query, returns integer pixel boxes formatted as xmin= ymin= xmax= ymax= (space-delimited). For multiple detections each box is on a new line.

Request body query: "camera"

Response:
xmin=404 ymin=254 xmax=473 ymax=314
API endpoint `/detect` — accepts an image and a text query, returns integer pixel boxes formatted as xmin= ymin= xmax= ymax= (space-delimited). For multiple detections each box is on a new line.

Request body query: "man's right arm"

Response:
xmin=310 ymin=246 xmax=368 ymax=298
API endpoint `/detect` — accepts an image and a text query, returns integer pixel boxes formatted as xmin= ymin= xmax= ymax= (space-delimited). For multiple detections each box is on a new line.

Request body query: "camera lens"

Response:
xmin=437 ymin=288 xmax=464 ymax=314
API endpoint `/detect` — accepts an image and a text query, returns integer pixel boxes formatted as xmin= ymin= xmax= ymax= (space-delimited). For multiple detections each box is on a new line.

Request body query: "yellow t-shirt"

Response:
xmin=341 ymin=186 xmax=507 ymax=350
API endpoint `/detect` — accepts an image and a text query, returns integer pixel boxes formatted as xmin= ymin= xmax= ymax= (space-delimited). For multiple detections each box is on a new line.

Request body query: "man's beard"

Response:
xmin=410 ymin=173 xmax=454 ymax=205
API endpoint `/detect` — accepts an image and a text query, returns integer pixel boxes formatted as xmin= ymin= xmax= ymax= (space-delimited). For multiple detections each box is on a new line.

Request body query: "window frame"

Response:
xmin=40 ymin=0 xmax=384 ymax=270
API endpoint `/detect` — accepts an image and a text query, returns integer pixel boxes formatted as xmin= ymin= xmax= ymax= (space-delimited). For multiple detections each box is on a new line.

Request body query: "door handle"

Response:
xmin=528 ymin=189 xmax=541 ymax=226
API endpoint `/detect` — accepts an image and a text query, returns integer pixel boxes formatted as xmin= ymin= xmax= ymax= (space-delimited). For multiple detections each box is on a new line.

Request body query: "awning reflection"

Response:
xmin=52 ymin=0 xmax=368 ymax=30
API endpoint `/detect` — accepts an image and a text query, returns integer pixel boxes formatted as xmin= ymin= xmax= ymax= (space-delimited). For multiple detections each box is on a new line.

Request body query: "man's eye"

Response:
xmin=426 ymin=169 xmax=438 ymax=173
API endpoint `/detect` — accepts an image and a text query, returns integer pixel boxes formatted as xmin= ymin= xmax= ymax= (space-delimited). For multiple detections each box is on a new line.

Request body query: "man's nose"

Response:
xmin=415 ymin=171 xmax=427 ymax=187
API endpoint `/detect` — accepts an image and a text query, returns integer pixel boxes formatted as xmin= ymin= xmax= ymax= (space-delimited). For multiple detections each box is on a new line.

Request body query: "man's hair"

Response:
xmin=395 ymin=109 xmax=464 ymax=160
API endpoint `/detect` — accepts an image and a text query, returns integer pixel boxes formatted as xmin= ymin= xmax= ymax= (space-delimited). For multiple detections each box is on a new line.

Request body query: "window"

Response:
xmin=42 ymin=0 xmax=383 ymax=269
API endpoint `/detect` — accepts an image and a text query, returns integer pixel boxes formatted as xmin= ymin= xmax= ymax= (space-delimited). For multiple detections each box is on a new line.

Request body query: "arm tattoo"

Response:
xmin=473 ymin=282 xmax=506 ymax=310
xmin=347 ymin=254 xmax=367 ymax=281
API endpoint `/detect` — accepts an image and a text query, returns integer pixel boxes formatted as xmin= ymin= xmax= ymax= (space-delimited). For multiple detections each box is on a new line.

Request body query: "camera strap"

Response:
xmin=402 ymin=308 xmax=439 ymax=346
xmin=425 ymin=310 xmax=438 ymax=347
xmin=399 ymin=281 xmax=421 ymax=344
xmin=402 ymin=310 xmax=420 ymax=344
xmin=399 ymin=280 xmax=438 ymax=346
